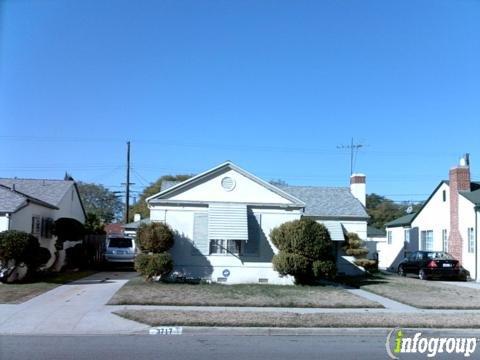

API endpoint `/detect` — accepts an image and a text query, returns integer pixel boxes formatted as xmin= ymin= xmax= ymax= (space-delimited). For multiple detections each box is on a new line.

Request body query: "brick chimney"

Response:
xmin=448 ymin=154 xmax=471 ymax=264
xmin=350 ymin=173 xmax=366 ymax=207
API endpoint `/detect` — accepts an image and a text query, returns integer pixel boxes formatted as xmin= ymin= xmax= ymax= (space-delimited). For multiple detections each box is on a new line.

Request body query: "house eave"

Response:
xmin=149 ymin=199 xmax=305 ymax=209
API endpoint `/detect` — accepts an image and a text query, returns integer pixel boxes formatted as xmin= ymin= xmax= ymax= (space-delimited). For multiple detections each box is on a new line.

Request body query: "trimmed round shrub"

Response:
xmin=272 ymin=252 xmax=309 ymax=277
xmin=270 ymin=218 xmax=333 ymax=259
xmin=135 ymin=253 xmax=173 ymax=280
xmin=270 ymin=219 xmax=335 ymax=284
xmin=137 ymin=222 xmax=174 ymax=253
xmin=343 ymin=232 xmax=370 ymax=257
xmin=0 ymin=230 xmax=41 ymax=267
xmin=312 ymin=260 xmax=336 ymax=279
xmin=354 ymin=258 xmax=377 ymax=271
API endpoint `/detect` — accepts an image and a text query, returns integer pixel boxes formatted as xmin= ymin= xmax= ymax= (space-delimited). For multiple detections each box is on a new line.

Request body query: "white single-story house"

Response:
xmin=0 ymin=177 xmax=86 ymax=269
xmin=146 ymin=161 xmax=369 ymax=284
xmin=382 ymin=154 xmax=480 ymax=280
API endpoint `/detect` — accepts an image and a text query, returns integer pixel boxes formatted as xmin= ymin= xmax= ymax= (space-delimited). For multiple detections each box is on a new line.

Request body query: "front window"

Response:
xmin=209 ymin=240 xmax=243 ymax=255
xmin=404 ymin=229 xmax=410 ymax=243
xmin=387 ymin=231 xmax=392 ymax=245
xmin=421 ymin=230 xmax=434 ymax=251
xmin=31 ymin=216 xmax=41 ymax=236
xmin=468 ymin=228 xmax=475 ymax=253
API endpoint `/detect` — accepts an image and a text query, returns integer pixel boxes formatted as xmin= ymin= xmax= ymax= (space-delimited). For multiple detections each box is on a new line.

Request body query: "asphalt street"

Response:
xmin=2 ymin=330 xmax=480 ymax=360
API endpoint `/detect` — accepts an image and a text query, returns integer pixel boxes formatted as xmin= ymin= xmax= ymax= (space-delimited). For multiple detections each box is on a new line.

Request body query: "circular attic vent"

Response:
xmin=221 ymin=176 xmax=236 ymax=191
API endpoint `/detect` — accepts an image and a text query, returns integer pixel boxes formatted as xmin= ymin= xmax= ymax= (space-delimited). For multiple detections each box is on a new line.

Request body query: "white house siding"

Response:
xmin=150 ymin=205 xmax=301 ymax=284
xmin=55 ymin=186 xmax=86 ymax=223
xmin=412 ymin=183 xmax=450 ymax=252
xmin=341 ymin=220 xmax=367 ymax=240
xmin=9 ymin=203 xmax=58 ymax=266
xmin=169 ymin=169 xmax=293 ymax=205
xmin=378 ymin=227 xmax=407 ymax=270
xmin=0 ymin=215 xmax=9 ymax=232
xmin=458 ymin=195 xmax=477 ymax=279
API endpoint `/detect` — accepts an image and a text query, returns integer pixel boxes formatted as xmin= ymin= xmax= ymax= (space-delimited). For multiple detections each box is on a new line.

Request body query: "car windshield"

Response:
xmin=108 ymin=238 xmax=133 ymax=248
xmin=425 ymin=252 xmax=454 ymax=260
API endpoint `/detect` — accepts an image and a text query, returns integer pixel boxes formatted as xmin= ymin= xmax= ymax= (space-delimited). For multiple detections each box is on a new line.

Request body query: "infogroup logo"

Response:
xmin=385 ymin=328 xmax=478 ymax=359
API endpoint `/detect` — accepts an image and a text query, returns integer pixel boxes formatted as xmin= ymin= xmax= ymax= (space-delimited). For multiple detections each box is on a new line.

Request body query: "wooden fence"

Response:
xmin=83 ymin=234 xmax=106 ymax=267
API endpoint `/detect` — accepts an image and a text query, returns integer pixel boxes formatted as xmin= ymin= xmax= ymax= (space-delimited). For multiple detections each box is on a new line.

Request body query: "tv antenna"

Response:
xmin=337 ymin=138 xmax=364 ymax=175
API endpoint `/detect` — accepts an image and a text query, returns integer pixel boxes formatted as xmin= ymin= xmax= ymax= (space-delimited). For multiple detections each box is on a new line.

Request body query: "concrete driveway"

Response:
xmin=0 ymin=271 xmax=149 ymax=335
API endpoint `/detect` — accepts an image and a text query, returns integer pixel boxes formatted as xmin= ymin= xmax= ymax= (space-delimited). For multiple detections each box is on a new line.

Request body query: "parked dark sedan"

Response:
xmin=397 ymin=251 xmax=468 ymax=281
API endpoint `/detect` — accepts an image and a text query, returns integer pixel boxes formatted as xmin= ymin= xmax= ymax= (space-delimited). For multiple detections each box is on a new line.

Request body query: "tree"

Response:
xmin=269 ymin=179 xmax=288 ymax=186
xmin=84 ymin=213 xmax=106 ymax=234
xmin=366 ymin=193 xmax=423 ymax=230
xmin=77 ymin=182 xmax=123 ymax=223
xmin=270 ymin=219 xmax=336 ymax=284
xmin=129 ymin=175 xmax=192 ymax=221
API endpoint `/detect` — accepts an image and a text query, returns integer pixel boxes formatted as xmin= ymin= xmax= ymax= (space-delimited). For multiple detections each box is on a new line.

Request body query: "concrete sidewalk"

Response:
xmin=2 ymin=272 xmax=480 ymax=335
xmin=0 ymin=272 xmax=149 ymax=335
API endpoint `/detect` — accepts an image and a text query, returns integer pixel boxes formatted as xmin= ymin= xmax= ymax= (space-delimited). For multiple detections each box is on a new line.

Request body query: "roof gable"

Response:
xmin=147 ymin=162 xmax=305 ymax=207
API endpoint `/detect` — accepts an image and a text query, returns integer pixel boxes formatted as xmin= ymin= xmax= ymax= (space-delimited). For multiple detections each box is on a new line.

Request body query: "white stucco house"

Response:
xmin=382 ymin=155 xmax=480 ymax=280
xmin=146 ymin=161 xmax=369 ymax=284
xmin=0 ymin=178 xmax=86 ymax=268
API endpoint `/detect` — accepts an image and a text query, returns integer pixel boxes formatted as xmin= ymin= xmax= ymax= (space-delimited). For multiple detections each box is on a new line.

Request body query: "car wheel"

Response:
xmin=419 ymin=269 xmax=428 ymax=280
xmin=398 ymin=265 xmax=406 ymax=277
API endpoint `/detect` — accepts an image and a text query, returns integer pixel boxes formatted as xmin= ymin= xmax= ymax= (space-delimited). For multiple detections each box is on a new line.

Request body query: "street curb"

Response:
xmin=4 ymin=327 xmax=480 ymax=337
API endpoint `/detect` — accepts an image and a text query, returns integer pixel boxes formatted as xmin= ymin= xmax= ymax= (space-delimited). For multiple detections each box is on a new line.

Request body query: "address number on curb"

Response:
xmin=149 ymin=326 xmax=183 ymax=335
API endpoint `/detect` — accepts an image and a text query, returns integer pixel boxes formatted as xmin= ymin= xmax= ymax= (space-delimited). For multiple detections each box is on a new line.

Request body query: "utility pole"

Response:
xmin=125 ymin=141 xmax=131 ymax=223
xmin=337 ymin=138 xmax=364 ymax=175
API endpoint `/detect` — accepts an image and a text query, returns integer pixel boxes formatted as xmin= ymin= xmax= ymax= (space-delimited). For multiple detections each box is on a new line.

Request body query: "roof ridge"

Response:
xmin=0 ymin=178 xmax=73 ymax=182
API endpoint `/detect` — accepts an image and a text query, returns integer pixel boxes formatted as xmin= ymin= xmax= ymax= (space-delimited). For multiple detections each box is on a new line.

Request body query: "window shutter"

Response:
xmin=193 ymin=213 xmax=209 ymax=255
xmin=245 ymin=213 xmax=261 ymax=255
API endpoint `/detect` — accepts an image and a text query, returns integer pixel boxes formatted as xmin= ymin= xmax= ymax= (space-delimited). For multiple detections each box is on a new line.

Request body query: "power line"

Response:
xmin=337 ymin=138 xmax=364 ymax=175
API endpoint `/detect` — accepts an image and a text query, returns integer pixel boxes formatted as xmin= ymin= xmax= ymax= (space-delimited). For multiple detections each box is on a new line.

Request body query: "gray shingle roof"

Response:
xmin=0 ymin=187 xmax=27 ymax=212
xmin=385 ymin=213 xmax=416 ymax=228
xmin=0 ymin=179 xmax=73 ymax=207
xmin=367 ymin=226 xmax=386 ymax=237
xmin=279 ymin=186 xmax=368 ymax=218
xmin=460 ymin=181 xmax=480 ymax=205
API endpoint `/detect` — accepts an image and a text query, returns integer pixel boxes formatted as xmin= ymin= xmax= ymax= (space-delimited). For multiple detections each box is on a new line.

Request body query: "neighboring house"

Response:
xmin=123 ymin=217 xmax=151 ymax=239
xmin=382 ymin=213 xmax=416 ymax=270
xmin=104 ymin=223 xmax=124 ymax=235
xmin=383 ymin=154 xmax=480 ymax=280
xmin=365 ymin=226 xmax=386 ymax=262
xmin=0 ymin=178 xmax=86 ymax=268
xmin=145 ymin=161 xmax=369 ymax=284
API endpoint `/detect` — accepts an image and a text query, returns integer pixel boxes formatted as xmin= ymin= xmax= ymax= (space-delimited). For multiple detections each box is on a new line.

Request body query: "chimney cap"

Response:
xmin=350 ymin=173 xmax=366 ymax=184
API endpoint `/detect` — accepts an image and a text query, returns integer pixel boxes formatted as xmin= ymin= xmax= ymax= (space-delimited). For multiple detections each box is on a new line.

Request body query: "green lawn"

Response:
xmin=108 ymin=276 xmax=382 ymax=308
xmin=346 ymin=272 xmax=480 ymax=309
xmin=115 ymin=309 xmax=480 ymax=328
xmin=0 ymin=271 xmax=95 ymax=304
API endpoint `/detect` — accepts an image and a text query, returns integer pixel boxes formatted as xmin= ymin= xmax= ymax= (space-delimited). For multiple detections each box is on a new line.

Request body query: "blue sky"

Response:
xmin=1 ymin=0 xmax=479 ymax=204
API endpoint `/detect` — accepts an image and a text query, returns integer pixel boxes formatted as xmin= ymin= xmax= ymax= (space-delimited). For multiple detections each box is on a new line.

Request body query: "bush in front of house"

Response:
xmin=343 ymin=232 xmax=377 ymax=271
xmin=137 ymin=222 xmax=174 ymax=253
xmin=0 ymin=230 xmax=41 ymax=267
xmin=0 ymin=230 xmax=51 ymax=282
xmin=270 ymin=219 xmax=336 ymax=284
xmin=135 ymin=252 xmax=173 ymax=280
